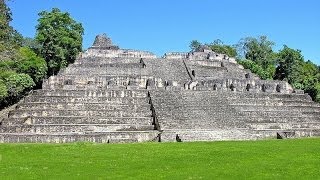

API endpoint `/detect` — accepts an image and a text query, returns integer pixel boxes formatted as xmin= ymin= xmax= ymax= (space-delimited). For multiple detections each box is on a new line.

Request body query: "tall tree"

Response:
xmin=237 ymin=36 xmax=276 ymax=80
xmin=237 ymin=36 xmax=276 ymax=69
xmin=0 ymin=0 xmax=22 ymax=59
xmin=274 ymin=45 xmax=304 ymax=85
xmin=36 ymin=8 xmax=84 ymax=75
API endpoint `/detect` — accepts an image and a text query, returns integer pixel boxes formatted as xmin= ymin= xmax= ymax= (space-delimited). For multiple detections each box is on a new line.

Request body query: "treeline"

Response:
xmin=0 ymin=1 xmax=83 ymax=109
xmin=190 ymin=36 xmax=320 ymax=102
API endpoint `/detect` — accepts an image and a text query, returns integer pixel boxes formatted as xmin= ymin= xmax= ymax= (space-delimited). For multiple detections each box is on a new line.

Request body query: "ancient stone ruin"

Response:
xmin=0 ymin=34 xmax=320 ymax=143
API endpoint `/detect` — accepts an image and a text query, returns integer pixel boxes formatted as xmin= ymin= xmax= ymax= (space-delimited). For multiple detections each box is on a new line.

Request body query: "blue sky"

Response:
xmin=8 ymin=0 xmax=320 ymax=64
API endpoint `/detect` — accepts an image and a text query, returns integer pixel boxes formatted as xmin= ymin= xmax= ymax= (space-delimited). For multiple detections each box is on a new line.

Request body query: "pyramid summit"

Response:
xmin=0 ymin=34 xmax=319 ymax=143
xmin=91 ymin=33 xmax=119 ymax=50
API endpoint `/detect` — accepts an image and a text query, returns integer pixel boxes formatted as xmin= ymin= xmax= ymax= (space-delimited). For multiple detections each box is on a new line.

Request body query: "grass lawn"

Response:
xmin=0 ymin=138 xmax=320 ymax=179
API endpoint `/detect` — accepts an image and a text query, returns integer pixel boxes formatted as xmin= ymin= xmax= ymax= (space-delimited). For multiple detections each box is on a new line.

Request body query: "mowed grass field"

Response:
xmin=0 ymin=138 xmax=320 ymax=179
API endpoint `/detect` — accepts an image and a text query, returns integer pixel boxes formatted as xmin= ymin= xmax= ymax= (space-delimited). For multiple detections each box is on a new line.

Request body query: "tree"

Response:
xmin=0 ymin=0 xmax=22 ymax=59
xmin=274 ymin=45 xmax=304 ymax=85
xmin=36 ymin=8 xmax=84 ymax=75
xmin=0 ymin=70 xmax=34 ymax=98
xmin=189 ymin=40 xmax=201 ymax=52
xmin=237 ymin=36 xmax=276 ymax=69
xmin=238 ymin=59 xmax=275 ymax=80
xmin=236 ymin=36 xmax=277 ymax=80
xmin=0 ymin=79 xmax=7 ymax=101
xmin=209 ymin=39 xmax=237 ymax=57
xmin=22 ymin=37 xmax=41 ymax=54
xmin=0 ymin=0 xmax=13 ymax=42
xmin=15 ymin=47 xmax=47 ymax=86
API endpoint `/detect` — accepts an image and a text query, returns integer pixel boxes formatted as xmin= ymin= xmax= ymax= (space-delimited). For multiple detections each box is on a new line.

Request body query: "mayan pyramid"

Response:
xmin=0 ymin=34 xmax=319 ymax=143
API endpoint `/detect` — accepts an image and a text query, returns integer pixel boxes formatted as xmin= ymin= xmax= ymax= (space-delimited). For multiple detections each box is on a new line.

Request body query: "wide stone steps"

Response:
xmin=159 ymin=121 xmax=243 ymax=129
xmin=236 ymin=116 xmax=320 ymax=123
xmin=33 ymin=89 xmax=149 ymax=98
xmin=155 ymin=103 xmax=320 ymax=112
xmin=63 ymin=68 xmax=149 ymax=75
xmin=0 ymin=131 xmax=159 ymax=143
xmin=24 ymin=96 xmax=150 ymax=104
xmin=177 ymin=91 xmax=312 ymax=101
xmin=160 ymin=129 xmax=258 ymax=142
xmin=231 ymin=105 xmax=320 ymax=112
xmin=151 ymin=90 xmax=320 ymax=136
xmin=0 ymin=124 xmax=154 ymax=133
xmin=228 ymin=100 xmax=319 ymax=107
xmin=16 ymin=102 xmax=150 ymax=111
xmin=8 ymin=109 xmax=152 ymax=118
xmin=3 ymin=117 xmax=153 ymax=126
xmin=247 ymin=122 xmax=320 ymax=130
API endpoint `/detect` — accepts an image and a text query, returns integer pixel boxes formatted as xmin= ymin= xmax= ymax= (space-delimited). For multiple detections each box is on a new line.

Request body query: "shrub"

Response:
xmin=0 ymin=70 xmax=35 ymax=97
xmin=15 ymin=47 xmax=47 ymax=85
xmin=0 ymin=79 xmax=8 ymax=101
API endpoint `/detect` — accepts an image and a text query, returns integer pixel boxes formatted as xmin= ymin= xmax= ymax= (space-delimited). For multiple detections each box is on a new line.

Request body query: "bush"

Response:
xmin=0 ymin=80 xmax=8 ymax=101
xmin=0 ymin=70 xmax=35 ymax=97
xmin=15 ymin=47 xmax=47 ymax=85
xmin=0 ymin=60 xmax=15 ymax=71
xmin=238 ymin=59 xmax=274 ymax=80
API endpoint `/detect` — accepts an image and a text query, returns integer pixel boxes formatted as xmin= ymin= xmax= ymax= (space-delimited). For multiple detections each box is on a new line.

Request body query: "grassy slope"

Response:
xmin=0 ymin=139 xmax=320 ymax=179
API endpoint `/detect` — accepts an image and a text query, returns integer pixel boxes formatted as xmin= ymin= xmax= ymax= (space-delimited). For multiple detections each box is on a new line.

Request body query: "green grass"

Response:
xmin=0 ymin=138 xmax=320 ymax=179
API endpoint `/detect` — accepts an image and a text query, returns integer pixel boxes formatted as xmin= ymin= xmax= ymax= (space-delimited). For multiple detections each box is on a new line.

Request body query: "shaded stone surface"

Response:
xmin=91 ymin=33 xmax=119 ymax=50
xmin=0 ymin=34 xmax=320 ymax=143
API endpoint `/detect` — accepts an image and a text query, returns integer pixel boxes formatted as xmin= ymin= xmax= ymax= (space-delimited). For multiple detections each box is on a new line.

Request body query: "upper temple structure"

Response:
xmin=0 ymin=33 xmax=319 ymax=143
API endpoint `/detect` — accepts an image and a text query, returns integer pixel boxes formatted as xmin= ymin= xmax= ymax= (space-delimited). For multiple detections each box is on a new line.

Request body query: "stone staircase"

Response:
xmin=0 ymin=88 xmax=159 ymax=143
xmin=1 ymin=33 xmax=320 ymax=143
xmin=150 ymin=90 xmax=320 ymax=142
xmin=0 ymin=34 xmax=160 ymax=143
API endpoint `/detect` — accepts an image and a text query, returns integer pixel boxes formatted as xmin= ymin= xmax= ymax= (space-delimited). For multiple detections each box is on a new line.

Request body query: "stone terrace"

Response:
xmin=0 ymin=34 xmax=320 ymax=143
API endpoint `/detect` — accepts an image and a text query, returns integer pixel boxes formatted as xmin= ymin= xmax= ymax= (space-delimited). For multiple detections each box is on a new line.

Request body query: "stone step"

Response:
xmin=239 ymin=116 xmax=320 ymax=123
xmin=229 ymin=100 xmax=319 ymax=107
xmin=17 ymin=103 xmax=151 ymax=111
xmin=254 ymin=128 xmax=320 ymax=137
xmin=247 ymin=122 xmax=320 ymax=130
xmin=231 ymin=105 xmax=320 ymax=112
xmin=33 ymin=89 xmax=149 ymax=98
xmin=0 ymin=131 xmax=160 ymax=143
xmin=8 ymin=109 xmax=152 ymax=118
xmin=160 ymin=128 xmax=320 ymax=142
xmin=3 ymin=117 xmax=154 ymax=125
xmin=0 ymin=124 xmax=155 ymax=133
xmin=238 ymin=110 xmax=303 ymax=116
xmin=159 ymin=129 xmax=258 ymax=142
xmin=176 ymin=91 xmax=312 ymax=101
xmin=24 ymin=96 xmax=150 ymax=104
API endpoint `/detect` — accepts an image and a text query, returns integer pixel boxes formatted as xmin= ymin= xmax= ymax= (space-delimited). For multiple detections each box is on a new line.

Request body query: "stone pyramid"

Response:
xmin=0 ymin=34 xmax=319 ymax=143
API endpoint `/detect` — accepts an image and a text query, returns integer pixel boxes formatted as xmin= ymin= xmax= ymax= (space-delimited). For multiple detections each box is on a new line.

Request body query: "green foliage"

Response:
xmin=36 ymin=8 xmax=84 ymax=75
xmin=0 ymin=59 xmax=15 ymax=70
xmin=0 ymin=79 xmax=8 ymax=100
xmin=0 ymin=0 xmax=23 ymax=59
xmin=0 ymin=0 xmax=13 ymax=41
xmin=209 ymin=39 xmax=237 ymax=57
xmin=238 ymin=59 xmax=274 ymax=80
xmin=274 ymin=45 xmax=304 ymax=85
xmin=22 ymin=37 xmax=41 ymax=54
xmin=237 ymin=36 xmax=276 ymax=69
xmin=0 ymin=70 xmax=35 ymax=97
xmin=189 ymin=39 xmax=237 ymax=57
xmin=189 ymin=40 xmax=201 ymax=52
xmin=0 ymin=139 xmax=320 ymax=179
xmin=15 ymin=47 xmax=47 ymax=85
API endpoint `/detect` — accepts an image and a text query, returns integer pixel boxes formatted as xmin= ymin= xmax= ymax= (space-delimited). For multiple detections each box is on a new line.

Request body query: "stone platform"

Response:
xmin=0 ymin=34 xmax=319 ymax=143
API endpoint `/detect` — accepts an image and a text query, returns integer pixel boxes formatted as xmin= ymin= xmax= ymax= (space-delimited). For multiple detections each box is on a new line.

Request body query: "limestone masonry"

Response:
xmin=0 ymin=34 xmax=320 ymax=143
